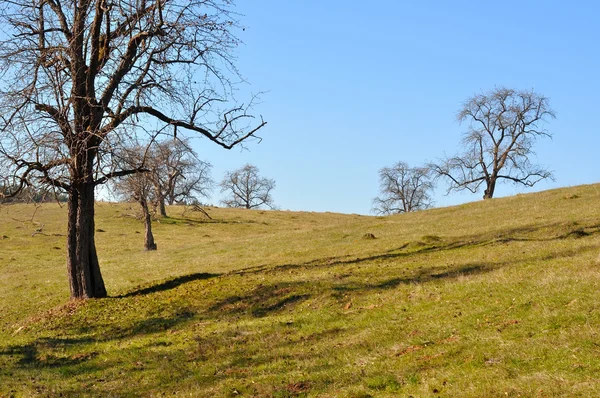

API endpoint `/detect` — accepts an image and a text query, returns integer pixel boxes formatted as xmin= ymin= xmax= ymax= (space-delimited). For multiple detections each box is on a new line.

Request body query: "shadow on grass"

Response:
xmin=233 ymin=220 xmax=600 ymax=278
xmin=482 ymin=221 xmax=600 ymax=243
xmin=331 ymin=262 xmax=496 ymax=296
xmin=209 ymin=283 xmax=311 ymax=318
xmin=0 ymin=336 xmax=96 ymax=368
xmin=115 ymin=272 xmax=220 ymax=298
xmin=0 ymin=312 xmax=195 ymax=372
xmin=232 ymin=240 xmax=479 ymax=277
xmin=1 ymin=282 xmax=309 ymax=373
xmin=209 ymin=260 xmax=507 ymax=319
xmin=113 ymin=313 xmax=196 ymax=338
xmin=328 ymin=242 xmax=598 ymax=298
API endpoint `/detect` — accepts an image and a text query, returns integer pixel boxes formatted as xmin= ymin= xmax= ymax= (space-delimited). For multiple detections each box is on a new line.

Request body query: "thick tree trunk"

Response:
xmin=66 ymin=183 xmax=107 ymax=299
xmin=483 ymin=177 xmax=497 ymax=199
xmin=140 ymin=196 xmax=157 ymax=251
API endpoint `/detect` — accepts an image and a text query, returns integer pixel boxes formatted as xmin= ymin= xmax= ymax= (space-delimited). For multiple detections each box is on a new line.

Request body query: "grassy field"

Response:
xmin=1 ymin=184 xmax=600 ymax=397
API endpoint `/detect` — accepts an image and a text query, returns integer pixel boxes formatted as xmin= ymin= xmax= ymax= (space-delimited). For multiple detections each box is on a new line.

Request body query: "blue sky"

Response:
xmin=192 ymin=1 xmax=599 ymax=214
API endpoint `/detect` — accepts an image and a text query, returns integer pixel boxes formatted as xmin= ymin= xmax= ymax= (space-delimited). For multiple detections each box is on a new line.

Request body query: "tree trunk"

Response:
xmin=66 ymin=183 xmax=107 ymax=299
xmin=483 ymin=177 xmax=497 ymax=199
xmin=158 ymin=197 xmax=167 ymax=218
xmin=140 ymin=196 xmax=157 ymax=251
xmin=153 ymin=182 xmax=168 ymax=217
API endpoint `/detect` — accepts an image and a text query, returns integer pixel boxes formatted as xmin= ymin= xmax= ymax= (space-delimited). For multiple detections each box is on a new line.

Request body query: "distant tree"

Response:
xmin=220 ymin=164 xmax=275 ymax=209
xmin=0 ymin=0 xmax=266 ymax=298
xmin=151 ymin=139 xmax=213 ymax=217
xmin=372 ymin=162 xmax=434 ymax=215
xmin=112 ymin=139 xmax=213 ymax=249
xmin=431 ymin=87 xmax=555 ymax=199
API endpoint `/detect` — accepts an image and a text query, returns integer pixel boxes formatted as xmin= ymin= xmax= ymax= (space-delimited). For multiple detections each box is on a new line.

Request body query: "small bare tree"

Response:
xmin=372 ymin=162 xmax=433 ymax=215
xmin=112 ymin=145 xmax=157 ymax=251
xmin=220 ymin=164 xmax=275 ymax=209
xmin=431 ymin=87 xmax=555 ymax=199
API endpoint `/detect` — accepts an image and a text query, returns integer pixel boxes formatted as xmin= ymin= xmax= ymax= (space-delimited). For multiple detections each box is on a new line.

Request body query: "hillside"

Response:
xmin=1 ymin=184 xmax=600 ymax=396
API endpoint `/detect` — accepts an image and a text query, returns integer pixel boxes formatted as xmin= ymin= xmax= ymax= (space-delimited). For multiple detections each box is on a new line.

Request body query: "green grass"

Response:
xmin=1 ymin=184 xmax=600 ymax=396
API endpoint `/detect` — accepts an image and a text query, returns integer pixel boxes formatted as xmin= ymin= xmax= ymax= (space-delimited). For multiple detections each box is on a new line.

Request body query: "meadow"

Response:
xmin=1 ymin=184 xmax=600 ymax=397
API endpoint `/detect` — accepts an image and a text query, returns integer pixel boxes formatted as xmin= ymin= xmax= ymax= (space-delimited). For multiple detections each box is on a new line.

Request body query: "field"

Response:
xmin=1 ymin=184 xmax=600 ymax=397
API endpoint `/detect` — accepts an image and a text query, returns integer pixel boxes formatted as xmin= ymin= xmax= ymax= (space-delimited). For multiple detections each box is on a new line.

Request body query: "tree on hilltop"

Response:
xmin=431 ymin=87 xmax=555 ymax=199
xmin=372 ymin=162 xmax=434 ymax=215
xmin=220 ymin=164 xmax=275 ymax=209
xmin=0 ymin=0 xmax=266 ymax=299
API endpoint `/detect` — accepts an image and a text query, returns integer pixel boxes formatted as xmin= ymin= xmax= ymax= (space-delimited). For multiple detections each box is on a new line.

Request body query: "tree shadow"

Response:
xmin=0 ymin=311 xmax=197 ymax=373
xmin=109 ymin=313 xmax=196 ymax=339
xmin=331 ymin=262 xmax=495 ymax=296
xmin=330 ymin=243 xmax=599 ymax=297
xmin=479 ymin=221 xmax=600 ymax=243
xmin=0 ymin=336 xmax=96 ymax=368
xmin=209 ymin=283 xmax=311 ymax=318
xmin=2 ymin=272 xmax=218 ymax=370
xmin=232 ymin=219 xmax=600 ymax=278
xmin=231 ymin=239 xmax=477 ymax=277
xmin=115 ymin=272 xmax=220 ymax=298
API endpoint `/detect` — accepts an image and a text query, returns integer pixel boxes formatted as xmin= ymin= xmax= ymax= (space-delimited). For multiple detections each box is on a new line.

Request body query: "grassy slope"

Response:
xmin=1 ymin=184 xmax=600 ymax=397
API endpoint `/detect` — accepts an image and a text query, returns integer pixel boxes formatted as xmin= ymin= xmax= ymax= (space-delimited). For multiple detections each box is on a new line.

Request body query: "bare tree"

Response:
xmin=151 ymin=139 xmax=213 ymax=217
xmin=112 ymin=145 xmax=157 ymax=251
xmin=111 ymin=138 xmax=212 ymax=249
xmin=431 ymin=87 xmax=555 ymax=199
xmin=220 ymin=164 xmax=275 ymax=209
xmin=372 ymin=162 xmax=433 ymax=215
xmin=0 ymin=1 xmax=266 ymax=298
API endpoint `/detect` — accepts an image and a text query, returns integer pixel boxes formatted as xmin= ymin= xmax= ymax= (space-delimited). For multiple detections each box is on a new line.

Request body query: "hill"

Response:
xmin=1 ymin=184 xmax=600 ymax=396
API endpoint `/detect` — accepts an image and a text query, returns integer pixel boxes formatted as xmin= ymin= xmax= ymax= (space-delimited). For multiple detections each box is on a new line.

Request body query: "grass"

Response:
xmin=1 ymin=184 xmax=600 ymax=396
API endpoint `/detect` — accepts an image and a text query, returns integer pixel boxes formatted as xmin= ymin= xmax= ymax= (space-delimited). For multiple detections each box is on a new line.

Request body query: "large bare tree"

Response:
xmin=220 ymin=164 xmax=275 ymax=209
xmin=372 ymin=162 xmax=433 ymax=215
xmin=0 ymin=0 xmax=266 ymax=298
xmin=431 ymin=87 xmax=555 ymax=199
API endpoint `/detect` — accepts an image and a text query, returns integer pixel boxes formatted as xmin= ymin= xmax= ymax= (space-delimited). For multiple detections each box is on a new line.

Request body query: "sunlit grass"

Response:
xmin=1 ymin=184 xmax=600 ymax=396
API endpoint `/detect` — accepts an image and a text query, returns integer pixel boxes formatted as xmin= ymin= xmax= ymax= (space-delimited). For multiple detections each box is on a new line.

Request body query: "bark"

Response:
xmin=140 ymin=196 xmax=157 ymax=251
xmin=158 ymin=197 xmax=167 ymax=218
xmin=152 ymin=181 xmax=168 ymax=217
xmin=483 ymin=177 xmax=497 ymax=199
xmin=66 ymin=183 xmax=107 ymax=299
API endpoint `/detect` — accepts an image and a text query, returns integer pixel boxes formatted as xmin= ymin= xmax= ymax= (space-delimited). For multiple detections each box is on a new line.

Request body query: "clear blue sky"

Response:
xmin=193 ymin=0 xmax=599 ymax=214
